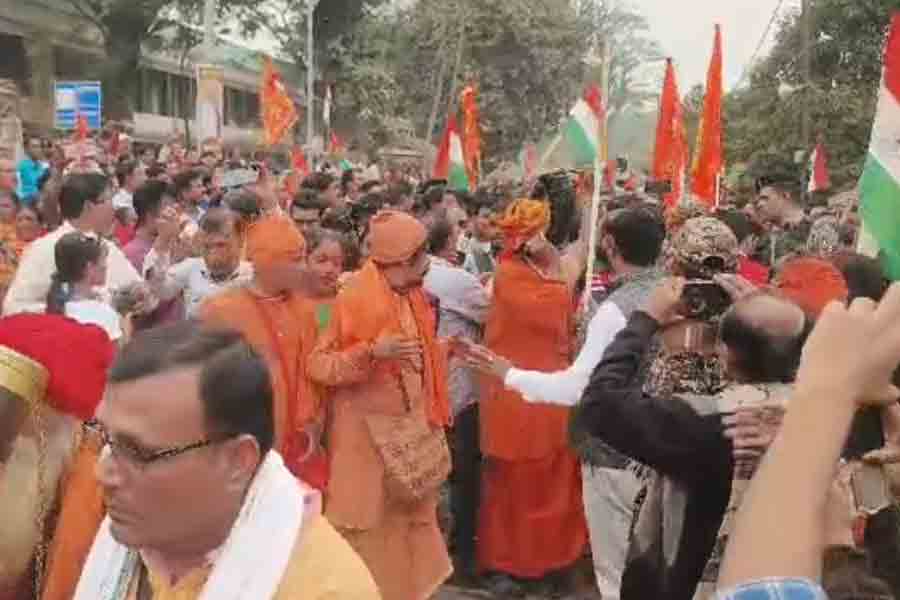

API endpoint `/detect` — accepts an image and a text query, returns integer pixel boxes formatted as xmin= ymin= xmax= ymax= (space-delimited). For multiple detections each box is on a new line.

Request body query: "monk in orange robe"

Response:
xmin=308 ymin=210 xmax=453 ymax=600
xmin=477 ymin=199 xmax=589 ymax=588
xmin=200 ymin=216 xmax=328 ymax=489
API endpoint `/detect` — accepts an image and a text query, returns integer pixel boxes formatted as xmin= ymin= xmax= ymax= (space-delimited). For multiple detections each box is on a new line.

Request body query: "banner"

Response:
xmin=195 ymin=64 xmax=225 ymax=145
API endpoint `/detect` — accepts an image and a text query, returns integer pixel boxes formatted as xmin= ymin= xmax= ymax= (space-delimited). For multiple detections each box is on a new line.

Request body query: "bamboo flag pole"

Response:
xmin=582 ymin=41 xmax=610 ymax=312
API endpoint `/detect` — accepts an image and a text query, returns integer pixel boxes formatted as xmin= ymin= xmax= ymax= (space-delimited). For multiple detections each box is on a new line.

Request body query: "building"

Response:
xmin=0 ymin=0 xmax=301 ymax=149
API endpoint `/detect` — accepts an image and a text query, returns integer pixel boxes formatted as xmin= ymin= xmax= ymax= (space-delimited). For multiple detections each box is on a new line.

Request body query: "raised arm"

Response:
xmin=718 ymin=290 xmax=900 ymax=592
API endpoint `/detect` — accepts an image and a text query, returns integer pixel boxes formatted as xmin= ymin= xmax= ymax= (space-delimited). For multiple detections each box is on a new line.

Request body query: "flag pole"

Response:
xmin=582 ymin=41 xmax=609 ymax=312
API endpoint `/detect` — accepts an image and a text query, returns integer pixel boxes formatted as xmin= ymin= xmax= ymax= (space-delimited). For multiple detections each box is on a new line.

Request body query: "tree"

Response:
xmin=56 ymin=0 xmax=257 ymax=120
xmin=723 ymin=0 xmax=895 ymax=191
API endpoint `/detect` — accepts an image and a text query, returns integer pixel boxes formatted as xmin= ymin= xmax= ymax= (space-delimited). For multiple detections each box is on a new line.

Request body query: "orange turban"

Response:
xmin=775 ymin=257 xmax=849 ymax=317
xmin=368 ymin=210 xmax=427 ymax=265
xmin=246 ymin=215 xmax=306 ymax=269
xmin=495 ymin=198 xmax=551 ymax=255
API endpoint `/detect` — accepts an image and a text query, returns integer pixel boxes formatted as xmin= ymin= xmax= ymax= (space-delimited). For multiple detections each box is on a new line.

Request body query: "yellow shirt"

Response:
xmin=130 ymin=515 xmax=381 ymax=600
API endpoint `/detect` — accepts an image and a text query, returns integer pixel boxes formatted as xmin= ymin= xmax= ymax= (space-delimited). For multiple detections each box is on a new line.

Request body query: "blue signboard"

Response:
xmin=54 ymin=81 xmax=103 ymax=131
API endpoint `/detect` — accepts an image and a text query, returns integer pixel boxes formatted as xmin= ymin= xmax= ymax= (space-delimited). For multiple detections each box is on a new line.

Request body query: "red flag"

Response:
xmin=653 ymin=58 xmax=688 ymax=210
xmin=292 ymin=145 xmax=310 ymax=178
xmin=261 ymin=56 xmax=298 ymax=146
xmin=808 ymin=141 xmax=831 ymax=192
xmin=283 ymin=146 xmax=311 ymax=197
xmin=460 ymin=84 xmax=482 ymax=189
xmin=329 ymin=131 xmax=345 ymax=155
xmin=75 ymin=114 xmax=89 ymax=142
xmin=604 ymin=159 xmax=616 ymax=191
xmin=433 ymin=115 xmax=456 ymax=180
xmin=691 ymin=25 xmax=724 ymax=207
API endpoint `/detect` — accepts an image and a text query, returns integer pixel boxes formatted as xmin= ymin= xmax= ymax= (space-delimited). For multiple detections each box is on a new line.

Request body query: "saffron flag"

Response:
xmin=261 ymin=56 xmax=298 ymax=146
xmin=807 ymin=141 xmax=831 ymax=193
xmin=858 ymin=13 xmax=900 ymax=279
xmin=691 ymin=25 xmax=724 ymax=207
xmin=75 ymin=114 xmax=89 ymax=142
xmin=653 ymin=58 xmax=688 ymax=209
xmin=432 ymin=115 xmax=468 ymax=191
xmin=460 ymin=84 xmax=482 ymax=190
xmin=283 ymin=145 xmax=311 ymax=197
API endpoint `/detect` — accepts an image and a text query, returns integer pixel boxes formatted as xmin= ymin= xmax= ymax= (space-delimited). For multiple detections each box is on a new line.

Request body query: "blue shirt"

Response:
xmin=17 ymin=158 xmax=47 ymax=204
xmin=716 ymin=578 xmax=828 ymax=600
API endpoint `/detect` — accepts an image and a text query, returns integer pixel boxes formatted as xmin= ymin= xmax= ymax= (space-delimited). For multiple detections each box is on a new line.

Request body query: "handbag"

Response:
xmin=366 ymin=407 xmax=451 ymax=505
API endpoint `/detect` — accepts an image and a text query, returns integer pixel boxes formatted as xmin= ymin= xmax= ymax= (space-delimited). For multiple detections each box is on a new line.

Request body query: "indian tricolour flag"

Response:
xmin=537 ymin=85 xmax=604 ymax=173
xmin=859 ymin=13 xmax=900 ymax=279
xmin=433 ymin=115 xmax=469 ymax=191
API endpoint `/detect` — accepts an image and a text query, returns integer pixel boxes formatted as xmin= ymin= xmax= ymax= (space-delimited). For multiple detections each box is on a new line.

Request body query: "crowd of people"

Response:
xmin=0 ymin=132 xmax=897 ymax=600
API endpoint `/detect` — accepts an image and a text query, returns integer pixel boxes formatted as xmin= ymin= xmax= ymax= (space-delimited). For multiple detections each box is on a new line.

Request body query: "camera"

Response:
xmin=645 ymin=179 xmax=673 ymax=196
xmin=680 ymin=280 xmax=732 ymax=320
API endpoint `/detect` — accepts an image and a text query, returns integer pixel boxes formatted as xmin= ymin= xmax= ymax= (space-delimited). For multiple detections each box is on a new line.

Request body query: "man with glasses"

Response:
xmin=74 ymin=322 xmax=379 ymax=599
xmin=4 ymin=173 xmax=142 ymax=315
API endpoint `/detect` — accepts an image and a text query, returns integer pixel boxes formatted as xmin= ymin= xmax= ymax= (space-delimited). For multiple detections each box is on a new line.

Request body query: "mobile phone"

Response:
xmin=851 ymin=463 xmax=891 ymax=515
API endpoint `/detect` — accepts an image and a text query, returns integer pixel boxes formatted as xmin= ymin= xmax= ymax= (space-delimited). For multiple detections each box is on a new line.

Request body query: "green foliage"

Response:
xmin=723 ymin=0 xmax=895 ymax=190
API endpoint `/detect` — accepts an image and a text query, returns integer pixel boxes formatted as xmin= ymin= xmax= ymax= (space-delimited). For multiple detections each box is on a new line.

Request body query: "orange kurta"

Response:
xmin=41 ymin=439 xmax=105 ymax=600
xmin=200 ymin=289 xmax=327 ymax=489
xmin=307 ymin=263 xmax=452 ymax=600
xmin=478 ymin=257 xmax=587 ymax=578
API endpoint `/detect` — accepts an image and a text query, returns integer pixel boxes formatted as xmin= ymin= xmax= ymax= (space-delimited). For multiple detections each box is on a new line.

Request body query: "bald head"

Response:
xmin=719 ymin=293 xmax=811 ymax=384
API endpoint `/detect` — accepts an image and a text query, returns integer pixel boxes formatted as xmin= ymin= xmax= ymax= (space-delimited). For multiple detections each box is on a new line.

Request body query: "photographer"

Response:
xmin=572 ymin=278 xmax=812 ymax=600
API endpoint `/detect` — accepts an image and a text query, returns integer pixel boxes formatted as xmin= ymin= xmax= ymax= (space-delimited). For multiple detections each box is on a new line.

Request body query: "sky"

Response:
xmin=628 ymin=0 xmax=793 ymax=91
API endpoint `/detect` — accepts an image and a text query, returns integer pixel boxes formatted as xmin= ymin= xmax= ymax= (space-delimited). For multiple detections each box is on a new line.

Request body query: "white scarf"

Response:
xmin=74 ymin=451 xmax=313 ymax=600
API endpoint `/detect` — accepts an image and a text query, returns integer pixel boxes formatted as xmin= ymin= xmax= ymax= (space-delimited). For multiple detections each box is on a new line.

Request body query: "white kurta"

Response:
xmin=3 ymin=222 xmax=142 ymax=315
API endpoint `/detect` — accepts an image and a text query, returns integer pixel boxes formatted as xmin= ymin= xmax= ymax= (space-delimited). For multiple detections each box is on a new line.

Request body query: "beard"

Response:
xmin=0 ymin=410 xmax=77 ymax=589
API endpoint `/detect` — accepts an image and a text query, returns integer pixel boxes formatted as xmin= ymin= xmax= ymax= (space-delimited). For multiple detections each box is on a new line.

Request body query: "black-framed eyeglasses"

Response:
xmin=83 ymin=419 xmax=238 ymax=468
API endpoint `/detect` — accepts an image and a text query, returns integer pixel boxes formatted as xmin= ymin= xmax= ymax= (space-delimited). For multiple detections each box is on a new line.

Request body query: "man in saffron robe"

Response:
xmin=308 ymin=210 xmax=453 ymax=600
xmin=475 ymin=198 xmax=589 ymax=594
xmin=200 ymin=215 xmax=327 ymax=489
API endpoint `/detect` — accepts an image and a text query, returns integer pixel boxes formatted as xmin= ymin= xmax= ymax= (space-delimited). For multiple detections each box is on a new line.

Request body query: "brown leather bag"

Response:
xmin=366 ymin=411 xmax=451 ymax=504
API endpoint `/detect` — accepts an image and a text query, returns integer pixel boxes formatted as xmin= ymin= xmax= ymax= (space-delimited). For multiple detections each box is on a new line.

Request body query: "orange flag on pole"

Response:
xmin=261 ymin=56 xmax=298 ymax=146
xmin=653 ymin=58 xmax=688 ymax=210
xmin=75 ymin=114 xmax=89 ymax=142
xmin=283 ymin=145 xmax=311 ymax=197
xmin=460 ymin=84 xmax=482 ymax=190
xmin=691 ymin=25 xmax=724 ymax=208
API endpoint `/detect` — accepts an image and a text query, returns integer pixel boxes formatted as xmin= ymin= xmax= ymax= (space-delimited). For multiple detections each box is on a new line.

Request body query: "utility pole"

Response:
xmin=801 ymin=0 xmax=811 ymax=158
xmin=203 ymin=0 xmax=216 ymax=51
xmin=307 ymin=0 xmax=319 ymax=148
xmin=446 ymin=11 xmax=467 ymax=118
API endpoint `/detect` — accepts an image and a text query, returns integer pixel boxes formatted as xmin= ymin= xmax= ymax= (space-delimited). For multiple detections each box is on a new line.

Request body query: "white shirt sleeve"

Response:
xmin=160 ymin=259 xmax=198 ymax=301
xmin=503 ymin=301 xmax=627 ymax=407
xmin=105 ymin=242 xmax=143 ymax=290
xmin=65 ymin=300 xmax=123 ymax=341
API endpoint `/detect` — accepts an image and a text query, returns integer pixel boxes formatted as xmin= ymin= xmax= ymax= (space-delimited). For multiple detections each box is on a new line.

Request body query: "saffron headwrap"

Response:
xmin=495 ymin=198 xmax=551 ymax=256
xmin=368 ymin=210 xmax=428 ymax=265
xmin=246 ymin=215 xmax=306 ymax=270
xmin=775 ymin=257 xmax=848 ymax=317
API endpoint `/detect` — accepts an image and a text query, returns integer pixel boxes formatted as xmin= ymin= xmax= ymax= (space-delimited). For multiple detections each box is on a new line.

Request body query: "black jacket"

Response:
xmin=573 ymin=311 xmax=734 ymax=600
